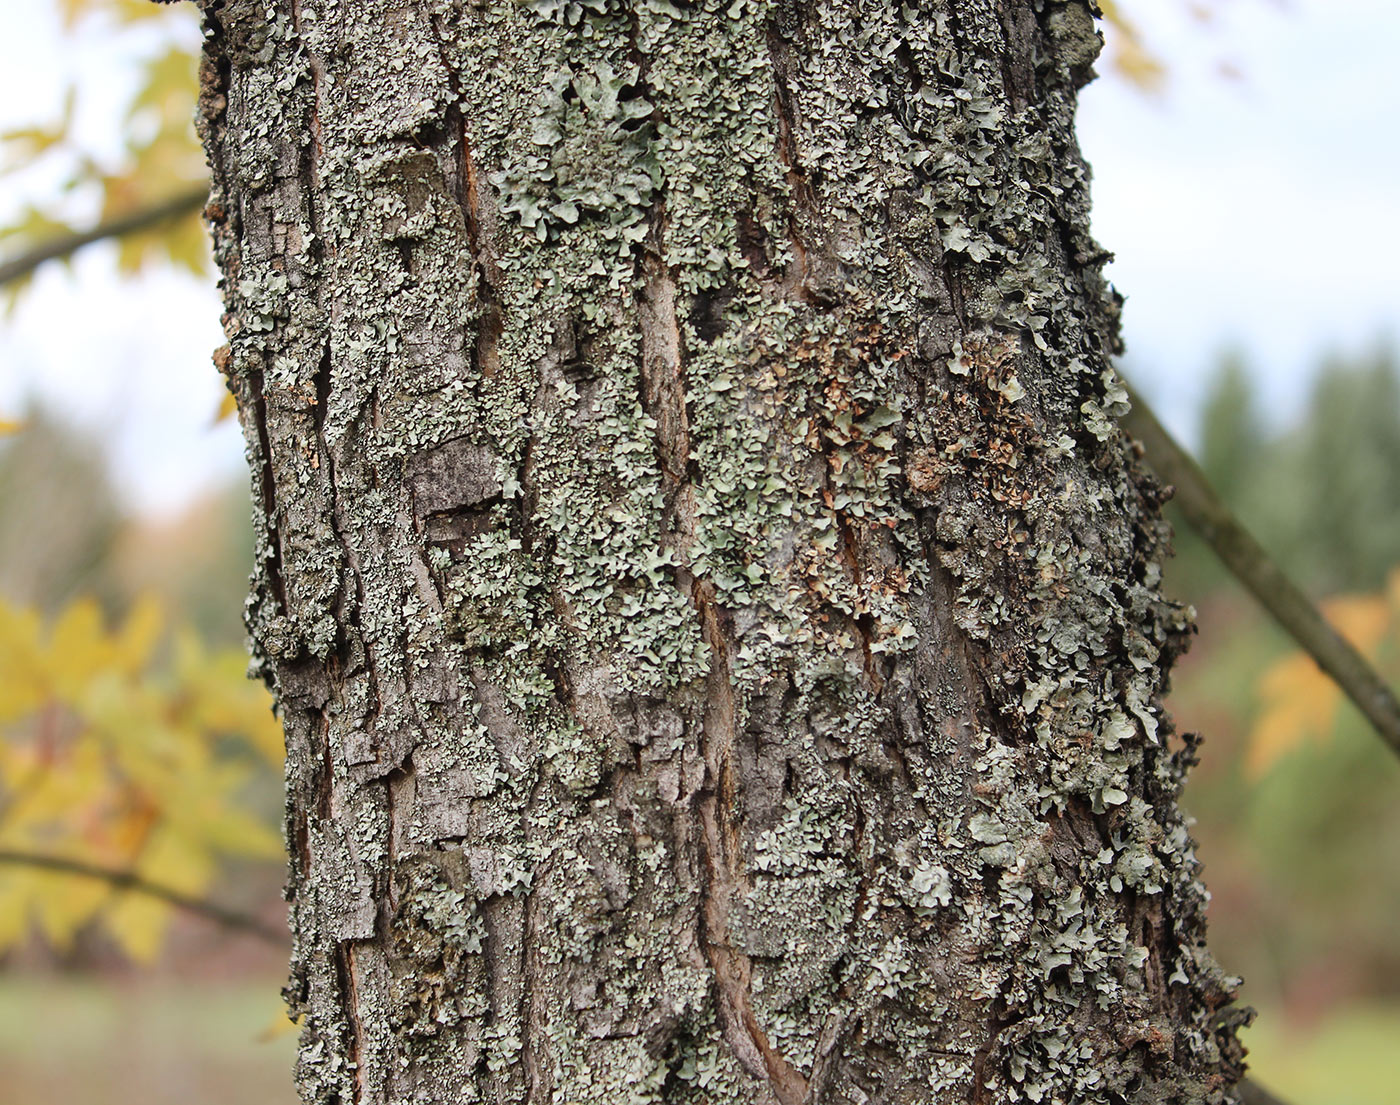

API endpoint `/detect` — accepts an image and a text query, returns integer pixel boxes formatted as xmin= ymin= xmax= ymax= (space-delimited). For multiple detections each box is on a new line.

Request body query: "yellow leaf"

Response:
xmin=32 ymin=866 xmax=108 ymax=950
xmin=0 ymin=600 xmax=45 ymax=722
xmin=136 ymin=828 xmax=214 ymax=896
xmin=1 ymin=739 xmax=112 ymax=848
xmin=45 ymin=597 xmax=113 ymax=690
xmin=1247 ymin=654 xmax=1336 ymax=777
xmin=0 ymin=205 xmax=76 ymax=248
xmin=1327 ymin=592 xmax=1392 ymax=651
xmin=165 ymin=213 xmax=212 ymax=275
xmin=1098 ymin=0 xmax=1168 ymax=93
xmin=0 ymin=870 xmax=34 ymax=950
xmin=214 ymin=388 xmax=239 ymax=425
xmin=57 ymin=0 xmax=97 ymax=28
xmin=129 ymin=47 xmax=199 ymax=123
xmin=175 ymin=634 xmax=285 ymax=765
xmin=111 ymin=0 xmax=185 ymax=26
xmin=104 ymin=889 xmax=171 ymax=963
xmin=116 ymin=596 xmax=164 ymax=674
xmin=60 ymin=0 xmax=182 ymax=29
xmin=0 ymin=89 xmax=74 ymax=173
xmin=0 ymin=592 xmax=281 ymax=960
xmin=105 ymin=801 xmax=160 ymax=859
xmin=193 ymin=805 xmax=284 ymax=860
xmin=0 ymin=418 xmax=25 ymax=436
xmin=257 ymin=1010 xmax=303 ymax=1044
xmin=1248 ymin=589 xmax=1395 ymax=776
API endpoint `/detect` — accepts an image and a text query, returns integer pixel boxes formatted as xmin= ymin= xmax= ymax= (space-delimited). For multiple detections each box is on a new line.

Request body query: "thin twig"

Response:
xmin=0 ymin=847 xmax=284 ymax=945
xmin=1120 ymin=380 xmax=1400 ymax=760
xmin=0 ymin=185 xmax=207 ymax=289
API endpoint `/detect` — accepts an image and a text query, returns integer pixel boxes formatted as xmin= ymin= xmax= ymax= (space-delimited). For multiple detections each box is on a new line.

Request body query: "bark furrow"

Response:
xmin=196 ymin=0 xmax=1248 ymax=1101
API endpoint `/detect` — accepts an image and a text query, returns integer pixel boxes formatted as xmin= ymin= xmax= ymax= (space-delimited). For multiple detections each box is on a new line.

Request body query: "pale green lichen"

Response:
xmin=199 ymin=0 xmax=1245 ymax=1100
xmin=491 ymin=61 xmax=660 ymax=247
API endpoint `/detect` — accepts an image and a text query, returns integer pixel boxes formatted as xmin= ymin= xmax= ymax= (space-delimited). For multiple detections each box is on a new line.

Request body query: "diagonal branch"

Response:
xmin=1121 ymin=381 xmax=1400 ymax=761
xmin=0 ymin=847 xmax=284 ymax=945
xmin=0 ymin=185 xmax=207 ymax=289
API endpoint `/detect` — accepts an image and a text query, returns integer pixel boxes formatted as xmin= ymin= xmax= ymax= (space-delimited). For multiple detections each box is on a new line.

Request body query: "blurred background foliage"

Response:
xmin=1161 ymin=343 xmax=1400 ymax=1007
xmin=2 ymin=1 xmax=1398 ymax=1104
xmin=0 ymin=0 xmax=206 ymax=302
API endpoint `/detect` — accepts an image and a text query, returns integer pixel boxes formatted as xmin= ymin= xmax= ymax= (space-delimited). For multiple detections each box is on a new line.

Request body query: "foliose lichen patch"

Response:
xmin=197 ymin=0 xmax=1247 ymax=1101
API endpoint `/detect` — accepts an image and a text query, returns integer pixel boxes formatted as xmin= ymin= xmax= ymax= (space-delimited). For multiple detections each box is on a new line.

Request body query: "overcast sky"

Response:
xmin=1079 ymin=0 xmax=1400 ymax=433
xmin=1 ymin=0 xmax=1396 ymax=514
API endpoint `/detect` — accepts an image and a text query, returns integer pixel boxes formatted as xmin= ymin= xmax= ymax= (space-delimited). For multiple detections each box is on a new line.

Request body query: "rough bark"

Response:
xmin=196 ymin=0 xmax=1248 ymax=1101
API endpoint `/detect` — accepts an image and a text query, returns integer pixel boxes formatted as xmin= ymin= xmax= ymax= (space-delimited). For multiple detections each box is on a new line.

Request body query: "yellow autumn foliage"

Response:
xmin=1249 ymin=571 xmax=1400 ymax=777
xmin=0 ymin=594 xmax=282 ymax=960
xmin=1098 ymin=0 xmax=1168 ymax=91
xmin=1 ymin=0 xmax=206 ymax=307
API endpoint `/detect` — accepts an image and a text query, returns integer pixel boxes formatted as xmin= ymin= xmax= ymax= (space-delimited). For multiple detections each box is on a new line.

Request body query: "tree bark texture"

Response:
xmin=197 ymin=0 xmax=1247 ymax=1101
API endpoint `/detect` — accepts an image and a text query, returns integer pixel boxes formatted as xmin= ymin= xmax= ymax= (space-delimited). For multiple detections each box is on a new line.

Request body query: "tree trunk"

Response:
xmin=197 ymin=0 xmax=1247 ymax=1101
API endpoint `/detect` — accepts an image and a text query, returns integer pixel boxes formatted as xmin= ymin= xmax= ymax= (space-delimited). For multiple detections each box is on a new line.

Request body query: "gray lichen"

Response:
xmin=196 ymin=0 xmax=1248 ymax=1101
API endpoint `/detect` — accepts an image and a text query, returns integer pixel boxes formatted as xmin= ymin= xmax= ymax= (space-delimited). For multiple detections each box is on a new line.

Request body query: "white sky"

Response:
xmin=1079 ymin=0 xmax=1400 ymax=434
xmin=0 ymin=0 xmax=1397 ymax=514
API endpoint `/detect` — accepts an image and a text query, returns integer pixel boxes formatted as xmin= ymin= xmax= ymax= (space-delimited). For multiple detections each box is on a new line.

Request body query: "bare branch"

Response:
xmin=1121 ymin=381 xmax=1400 ymax=761
xmin=0 ymin=847 xmax=284 ymax=946
xmin=0 ymin=185 xmax=207 ymax=289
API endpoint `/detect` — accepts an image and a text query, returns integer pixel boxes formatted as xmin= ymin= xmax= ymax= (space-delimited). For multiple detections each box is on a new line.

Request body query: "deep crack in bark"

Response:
xmin=638 ymin=225 xmax=809 ymax=1105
